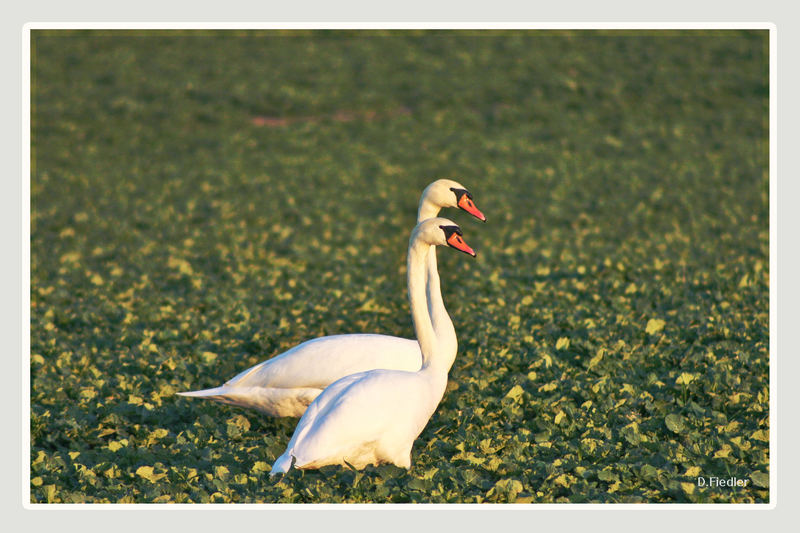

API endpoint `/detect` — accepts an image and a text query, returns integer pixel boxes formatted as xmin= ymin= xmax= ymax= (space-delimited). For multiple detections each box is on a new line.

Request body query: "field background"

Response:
xmin=30 ymin=30 xmax=769 ymax=503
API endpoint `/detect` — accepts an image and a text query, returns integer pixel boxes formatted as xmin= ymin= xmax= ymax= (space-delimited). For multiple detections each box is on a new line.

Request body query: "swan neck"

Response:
xmin=408 ymin=242 xmax=439 ymax=371
xmin=417 ymin=200 xmax=441 ymax=223
xmin=426 ymin=247 xmax=457 ymax=363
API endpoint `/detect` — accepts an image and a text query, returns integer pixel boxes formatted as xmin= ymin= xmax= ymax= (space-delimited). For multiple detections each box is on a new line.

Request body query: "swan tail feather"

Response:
xmin=270 ymin=453 xmax=295 ymax=476
xmin=176 ymin=386 xmax=230 ymax=398
xmin=177 ymin=385 xmax=319 ymax=417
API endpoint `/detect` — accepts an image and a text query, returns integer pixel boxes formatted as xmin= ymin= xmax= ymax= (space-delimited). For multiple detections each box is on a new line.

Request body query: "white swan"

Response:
xmin=271 ymin=217 xmax=475 ymax=473
xmin=177 ymin=180 xmax=485 ymax=417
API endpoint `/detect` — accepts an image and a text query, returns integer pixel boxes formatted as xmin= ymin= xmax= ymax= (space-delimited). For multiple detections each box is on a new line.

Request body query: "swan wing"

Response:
xmin=284 ymin=370 xmax=425 ymax=468
xmin=226 ymin=334 xmax=421 ymax=390
xmin=179 ymin=334 xmax=421 ymax=417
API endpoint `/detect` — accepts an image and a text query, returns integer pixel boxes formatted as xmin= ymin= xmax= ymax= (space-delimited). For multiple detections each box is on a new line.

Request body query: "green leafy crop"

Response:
xmin=30 ymin=29 xmax=769 ymax=503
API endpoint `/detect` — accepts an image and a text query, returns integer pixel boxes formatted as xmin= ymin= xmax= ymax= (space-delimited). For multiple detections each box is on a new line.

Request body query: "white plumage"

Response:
xmin=271 ymin=217 xmax=475 ymax=473
xmin=177 ymin=180 xmax=484 ymax=417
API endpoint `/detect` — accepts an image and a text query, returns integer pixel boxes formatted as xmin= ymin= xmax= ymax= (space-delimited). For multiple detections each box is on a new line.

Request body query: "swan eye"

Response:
xmin=450 ymin=187 xmax=467 ymax=202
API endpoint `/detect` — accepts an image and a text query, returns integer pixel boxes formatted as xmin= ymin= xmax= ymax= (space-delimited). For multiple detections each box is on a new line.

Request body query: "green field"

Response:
xmin=30 ymin=30 xmax=769 ymax=503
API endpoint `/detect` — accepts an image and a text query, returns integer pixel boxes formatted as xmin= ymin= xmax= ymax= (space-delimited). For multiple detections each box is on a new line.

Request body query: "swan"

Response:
xmin=270 ymin=217 xmax=475 ymax=474
xmin=177 ymin=180 xmax=485 ymax=417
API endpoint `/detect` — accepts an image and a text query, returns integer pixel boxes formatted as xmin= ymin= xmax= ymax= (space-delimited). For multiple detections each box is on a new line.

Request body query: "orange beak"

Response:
xmin=458 ymin=194 xmax=486 ymax=222
xmin=447 ymin=232 xmax=476 ymax=257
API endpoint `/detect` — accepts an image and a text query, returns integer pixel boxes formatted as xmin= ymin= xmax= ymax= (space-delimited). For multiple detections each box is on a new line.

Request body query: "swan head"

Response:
xmin=412 ymin=217 xmax=476 ymax=257
xmin=419 ymin=179 xmax=486 ymax=222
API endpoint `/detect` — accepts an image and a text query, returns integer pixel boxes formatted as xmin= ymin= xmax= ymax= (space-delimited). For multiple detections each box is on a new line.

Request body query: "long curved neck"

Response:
xmin=417 ymin=201 xmax=458 ymax=361
xmin=408 ymin=240 xmax=447 ymax=373
xmin=417 ymin=196 xmax=441 ymax=223
xmin=425 ymin=248 xmax=457 ymax=359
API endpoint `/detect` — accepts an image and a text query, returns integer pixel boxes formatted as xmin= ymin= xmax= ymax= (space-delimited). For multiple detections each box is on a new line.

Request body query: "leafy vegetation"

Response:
xmin=30 ymin=30 xmax=769 ymax=503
